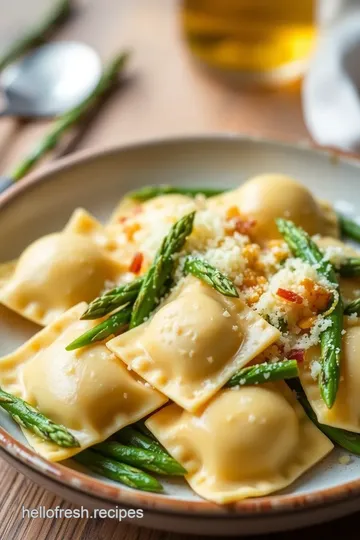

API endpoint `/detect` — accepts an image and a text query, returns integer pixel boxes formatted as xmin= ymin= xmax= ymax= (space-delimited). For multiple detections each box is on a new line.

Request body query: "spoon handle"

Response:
xmin=0 ymin=177 xmax=14 ymax=193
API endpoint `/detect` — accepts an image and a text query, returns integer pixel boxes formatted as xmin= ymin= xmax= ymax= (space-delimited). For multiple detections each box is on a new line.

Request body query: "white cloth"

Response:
xmin=303 ymin=2 xmax=360 ymax=152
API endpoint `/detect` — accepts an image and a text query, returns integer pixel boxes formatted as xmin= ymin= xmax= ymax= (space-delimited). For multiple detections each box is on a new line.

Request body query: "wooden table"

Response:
xmin=1 ymin=1 xmax=358 ymax=539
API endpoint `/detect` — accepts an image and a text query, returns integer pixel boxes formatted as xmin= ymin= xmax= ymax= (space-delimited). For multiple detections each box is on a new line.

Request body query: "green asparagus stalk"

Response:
xmin=0 ymin=387 xmax=79 ymax=447
xmin=338 ymin=213 xmax=360 ymax=243
xmin=134 ymin=420 xmax=158 ymax=440
xmin=94 ymin=441 xmax=186 ymax=476
xmin=74 ymin=450 xmax=163 ymax=492
xmin=227 ymin=360 xmax=298 ymax=388
xmin=130 ymin=212 xmax=196 ymax=328
xmin=81 ymin=277 xmax=144 ymax=320
xmin=276 ymin=219 xmax=343 ymax=409
xmin=114 ymin=426 xmax=166 ymax=455
xmin=288 ymin=379 xmax=360 ymax=455
xmin=344 ymin=298 xmax=360 ymax=316
xmin=68 ymin=212 xmax=195 ymax=349
xmin=66 ymin=305 xmax=132 ymax=351
xmin=184 ymin=257 xmax=238 ymax=298
xmin=338 ymin=258 xmax=360 ymax=277
xmin=127 ymin=185 xmax=226 ymax=201
xmin=10 ymin=51 xmax=130 ymax=181
xmin=0 ymin=0 xmax=72 ymax=71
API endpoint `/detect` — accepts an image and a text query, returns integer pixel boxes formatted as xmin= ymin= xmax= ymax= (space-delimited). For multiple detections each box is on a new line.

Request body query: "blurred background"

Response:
xmin=1 ymin=0 xmax=348 ymax=180
xmin=0 ymin=0 xmax=358 ymax=168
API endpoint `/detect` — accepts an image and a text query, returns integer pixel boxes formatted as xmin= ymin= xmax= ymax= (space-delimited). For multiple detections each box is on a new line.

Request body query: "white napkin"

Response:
xmin=303 ymin=2 xmax=360 ymax=152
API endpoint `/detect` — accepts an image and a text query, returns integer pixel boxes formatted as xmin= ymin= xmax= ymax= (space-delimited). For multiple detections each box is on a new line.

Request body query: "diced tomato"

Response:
xmin=276 ymin=288 xmax=303 ymax=305
xmin=129 ymin=252 xmax=144 ymax=274
xmin=287 ymin=349 xmax=305 ymax=363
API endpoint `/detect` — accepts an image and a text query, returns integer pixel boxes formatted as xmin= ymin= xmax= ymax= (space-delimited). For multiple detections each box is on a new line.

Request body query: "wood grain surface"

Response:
xmin=1 ymin=1 xmax=358 ymax=539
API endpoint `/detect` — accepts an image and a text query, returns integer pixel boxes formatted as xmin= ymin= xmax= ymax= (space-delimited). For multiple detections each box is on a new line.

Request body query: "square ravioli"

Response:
xmin=0 ymin=209 xmax=126 ymax=326
xmin=0 ymin=303 xmax=166 ymax=461
xmin=107 ymin=277 xmax=280 ymax=412
xmin=298 ymin=319 xmax=360 ymax=432
xmin=107 ymin=194 xmax=199 ymax=266
xmin=146 ymin=382 xmax=333 ymax=503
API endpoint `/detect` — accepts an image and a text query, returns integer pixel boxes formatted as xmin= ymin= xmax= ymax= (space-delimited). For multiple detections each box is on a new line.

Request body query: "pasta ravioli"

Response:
xmin=108 ymin=194 xmax=199 ymax=265
xmin=0 ymin=209 xmax=125 ymax=326
xmin=208 ymin=174 xmax=339 ymax=244
xmin=1 ymin=173 xmax=360 ymax=502
xmin=0 ymin=303 xmax=167 ymax=461
xmin=107 ymin=277 xmax=280 ymax=412
xmin=298 ymin=319 xmax=360 ymax=433
xmin=146 ymin=382 xmax=333 ymax=503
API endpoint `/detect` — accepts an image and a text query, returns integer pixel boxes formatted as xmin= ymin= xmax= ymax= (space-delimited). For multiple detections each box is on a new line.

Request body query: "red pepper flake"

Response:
xmin=287 ymin=349 xmax=305 ymax=363
xmin=233 ymin=217 xmax=257 ymax=235
xmin=129 ymin=252 xmax=144 ymax=274
xmin=276 ymin=288 xmax=303 ymax=305
xmin=118 ymin=216 xmax=128 ymax=224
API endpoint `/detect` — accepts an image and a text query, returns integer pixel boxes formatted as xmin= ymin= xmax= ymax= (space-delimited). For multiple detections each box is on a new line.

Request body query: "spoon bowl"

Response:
xmin=0 ymin=42 xmax=102 ymax=118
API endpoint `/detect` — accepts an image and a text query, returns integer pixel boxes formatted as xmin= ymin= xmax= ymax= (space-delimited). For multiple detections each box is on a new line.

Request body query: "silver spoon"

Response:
xmin=0 ymin=41 xmax=102 ymax=118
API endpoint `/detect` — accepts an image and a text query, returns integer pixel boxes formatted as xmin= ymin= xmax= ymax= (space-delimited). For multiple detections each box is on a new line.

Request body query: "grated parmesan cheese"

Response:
xmin=310 ymin=360 xmax=322 ymax=380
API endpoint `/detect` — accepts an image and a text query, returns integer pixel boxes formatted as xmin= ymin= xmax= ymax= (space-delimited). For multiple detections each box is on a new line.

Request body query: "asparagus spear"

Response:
xmin=338 ymin=258 xmax=360 ymax=277
xmin=130 ymin=212 xmax=196 ymax=328
xmin=74 ymin=450 xmax=163 ymax=492
xmin=0 ymin=0 xmax=72 ymax=71
xmin=114 ymin=426 xmax=166 ymax=455
xmin=68 ymin=213 xmax=194 ymax=349
xmin=337 ymin=213 xmax=360 ymax=243
xmin=134 ymin=420 xmax=158 ymax=440
xmin=184 ymin=257 xmax=238 ymax=298
xmin=344 ymin=298 xmax=360 ymax=316
xmin=0 ymin=387 xmax=79 ymax=447
xmin=127 ymin=185 xmax=226 ymax=202
xmin=10 ymin=51 xmax=130 ymax=181
xmin=289 ymin=379 xmax=360 ymax=455
xmin=227 ymin=360 xmax=298 ymax=388
xmin=81 ymin=277 xmax=144 ymax=320
xmin=276 ymin=219 xmax=343 ymax=409
xmin=94 ymin=441 xmax=186 ymax=476
xmin=66 ymin=305 xmax=132 ymax=351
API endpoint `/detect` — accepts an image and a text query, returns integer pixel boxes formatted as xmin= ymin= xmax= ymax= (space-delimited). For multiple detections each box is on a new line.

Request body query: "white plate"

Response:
xmin=1 ymin=136 xmax=360 ymax=536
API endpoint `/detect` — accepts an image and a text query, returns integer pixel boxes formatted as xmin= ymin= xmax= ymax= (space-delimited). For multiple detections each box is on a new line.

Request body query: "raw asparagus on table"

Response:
xmin=130 ymin=211 xmax=196 ymax=328
xmin=94 ymin=441 xmax=186 ymax=476
xmin=127 ymin=185 xmax=226 ymax=201
xmin=81 ymin=277 xmax=144 ymax=320
xmin=184 ymin=257 xmax=239 ymax=298
xmin=276 ymin=219 xmax=343 ymax=409
xmin=0 ymin=387 xmax=79 ymax=448
xmin=0 ymin=0 xmax=72 ymax=71
xmin=115 ymin=426 xmax=166 ymax=455
xmin=337 ymin=213 xmax=360 ymax=243
xmin=288 ymin=379 xmax=360 ymax=455
xmin=66 ymin=304 xmax=132 ymax=351
xmin=226 ymin=360 xmax=298 ymax=388
xmin=75 ymin=450 xmax=163 ymax=492
xmin=10 ymin=51 xmax=130 ymax=181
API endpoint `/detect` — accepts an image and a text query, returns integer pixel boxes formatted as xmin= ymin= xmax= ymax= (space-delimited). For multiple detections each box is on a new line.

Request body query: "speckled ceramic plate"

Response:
xmin=1 ymin=136 xmax=360 ymax=536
